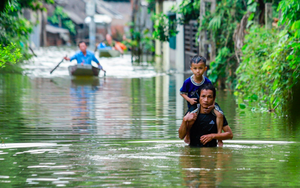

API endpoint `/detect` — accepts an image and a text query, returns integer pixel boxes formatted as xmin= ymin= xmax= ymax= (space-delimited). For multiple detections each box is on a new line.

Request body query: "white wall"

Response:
xmin=175 ymin=0 xmax=184 ymax=73
xmin=162 ymin=1 xmax=176 ymax=72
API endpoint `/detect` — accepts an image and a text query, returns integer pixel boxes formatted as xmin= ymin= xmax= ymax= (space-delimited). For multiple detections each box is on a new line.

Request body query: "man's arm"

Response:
xmin=178 ymin=112 xmax=197 ymax=139
xmin=64 ymin=54 xmax=76 ymax=61
xmin=92 ymin=54 xmax=100 ymax=64
xmin=200 ymin=125 xmax=233 ymax=145
xmin=115 ymin=43 xmax=124 ymax=54
xmin=92 ymin=54 xmax=105 ymax=70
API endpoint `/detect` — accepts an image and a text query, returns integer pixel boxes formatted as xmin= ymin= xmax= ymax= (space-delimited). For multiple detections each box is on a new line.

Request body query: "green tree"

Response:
xmin=48 ymin=5 xmax=76 ymax=34
xmin=202 ymin=0 xmax=246 ymax=87
xmin=0 ymin=0 xmax=53 ymax=68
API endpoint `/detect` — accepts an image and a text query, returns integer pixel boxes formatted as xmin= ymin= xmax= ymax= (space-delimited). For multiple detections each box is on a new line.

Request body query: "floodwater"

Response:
xmin=0 ymin=47 xmax=299 ymax=187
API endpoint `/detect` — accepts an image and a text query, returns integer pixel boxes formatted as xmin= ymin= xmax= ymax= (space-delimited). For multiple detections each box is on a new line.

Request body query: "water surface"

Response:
xmin=0 ymin=47 xmax=299 ymax=187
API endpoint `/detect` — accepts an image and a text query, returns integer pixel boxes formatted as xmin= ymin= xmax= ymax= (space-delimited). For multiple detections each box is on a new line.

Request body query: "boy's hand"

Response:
xmin=203 ymin=104 xmax=215 ymax=113
xmin=184 ymin=112 xmax=197 ymax=123
xmin=188 ymin=98 xmax=198 ymax=105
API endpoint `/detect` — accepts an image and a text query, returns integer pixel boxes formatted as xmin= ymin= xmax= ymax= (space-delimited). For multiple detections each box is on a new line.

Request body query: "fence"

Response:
xmin=184 ymin=20 xmax=199 ymax=71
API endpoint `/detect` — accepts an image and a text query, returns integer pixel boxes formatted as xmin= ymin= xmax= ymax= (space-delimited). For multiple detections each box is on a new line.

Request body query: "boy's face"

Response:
xmin=190 ymin=62 xmax=207 ymax=78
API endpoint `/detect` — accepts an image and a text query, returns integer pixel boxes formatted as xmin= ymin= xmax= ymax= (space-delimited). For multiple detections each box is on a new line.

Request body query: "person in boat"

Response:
xmin=180 ymin=55 xmax=224 ymax=146
xmin=178 ymin=84 xmax=233 ymax=147
xmin=64 ymin=41 xmax=105 ymax=71
xmin=97 ymin=34 xmax=124 ymax=55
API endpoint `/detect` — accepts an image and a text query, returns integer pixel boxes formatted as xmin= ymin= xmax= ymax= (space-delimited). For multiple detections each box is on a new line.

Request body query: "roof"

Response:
xmin=46 ymin=25 xmax=69 ymax=34
xmin=96 ymin=1 xmax=123 ymax=19
xmin=53 ymin=0 xmax=87 ymax=25
xmin=63 ymin=8 xmax=85 ymax=25
xmin=85 ymin=14 xmax=112 ymax=24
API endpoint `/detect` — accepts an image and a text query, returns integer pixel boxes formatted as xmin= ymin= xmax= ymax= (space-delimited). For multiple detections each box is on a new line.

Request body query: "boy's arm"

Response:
xmin=214 ymin=109 xmax=223 ymax=133
xmin=180 ymin=93 xmax=197 ymax=105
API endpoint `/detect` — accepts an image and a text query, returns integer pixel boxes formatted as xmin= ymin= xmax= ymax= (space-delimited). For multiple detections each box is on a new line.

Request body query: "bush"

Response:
xmin=0 ymin=43 xmax=22 ymax=68
xmin=236 ymin=25 xmax=300 ymax=112
xmin=235 ymin=0 xmax=300 ymax=113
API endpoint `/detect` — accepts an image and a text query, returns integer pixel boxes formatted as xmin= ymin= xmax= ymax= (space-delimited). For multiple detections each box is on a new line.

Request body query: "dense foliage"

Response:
xmin=0 ymin=0 xmax=53 ymax=68
xmin=236 ymin=0 xmax=300 ymax=112
xmin=48 ymin=5 xmax=76 ymax=34
xmin=203 ymin=0 xmax=246 ymax=87
xmin=152 ymin=0 xmax=200 ymax=42
xmin=0 ymin=43 xmax=22 ymax=68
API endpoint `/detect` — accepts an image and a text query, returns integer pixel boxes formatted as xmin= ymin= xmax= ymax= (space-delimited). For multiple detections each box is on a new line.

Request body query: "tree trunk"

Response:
xmin=257 ymin=0 xmax=265 ymax=25
xmin=233 ymin=12 xmax=250 ymax=64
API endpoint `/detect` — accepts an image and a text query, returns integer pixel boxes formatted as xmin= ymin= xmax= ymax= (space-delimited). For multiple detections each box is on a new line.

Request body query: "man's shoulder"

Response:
xmin=74 ymin=51 xmax=82 ymax=55
xmin=86 ymin=50 xmax=95 ymax=55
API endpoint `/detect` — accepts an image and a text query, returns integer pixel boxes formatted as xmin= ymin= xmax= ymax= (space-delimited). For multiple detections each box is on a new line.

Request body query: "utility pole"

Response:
xmin=265 ymin=3 xmax=273 ymax=29
xmin=86 ymin=0 xmax=96 ymax=49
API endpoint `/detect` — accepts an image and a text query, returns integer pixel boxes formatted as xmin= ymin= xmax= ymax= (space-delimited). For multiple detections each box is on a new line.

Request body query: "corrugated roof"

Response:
xmin=63 ymin=8 xmax=85 ymax=24
xmin=96 ymin=1 xmax=123 ymax=19
xmin=46 ymin=25 xmax=69 ymax=34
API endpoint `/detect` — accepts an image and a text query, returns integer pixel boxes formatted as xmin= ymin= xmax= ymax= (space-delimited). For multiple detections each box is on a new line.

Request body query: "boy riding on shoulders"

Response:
xmin=180 ymin=55 xmax=224 ymax=146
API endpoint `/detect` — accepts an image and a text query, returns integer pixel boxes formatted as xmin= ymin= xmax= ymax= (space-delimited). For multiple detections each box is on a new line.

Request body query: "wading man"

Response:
xmin=64 ymin=41 xmax=105 ymax=71
xmin=178 ymin=84 xmax=233 ymax=147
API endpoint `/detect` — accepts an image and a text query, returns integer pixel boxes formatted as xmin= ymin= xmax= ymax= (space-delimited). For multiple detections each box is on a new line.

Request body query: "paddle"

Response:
xmin=95 ymin=66 xmax=106 ymax=77
xmin=50 ymin=56 xmax=66 ymax=74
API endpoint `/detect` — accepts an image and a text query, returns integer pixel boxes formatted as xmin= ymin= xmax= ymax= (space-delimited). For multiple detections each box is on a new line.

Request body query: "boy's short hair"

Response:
xmin=190 ymin=55 xmax=206 ymax=67
xmin=199 ymin=84 xmax=216 ymax=98
xmin=78 ymin=41 xmax=87 ymax=47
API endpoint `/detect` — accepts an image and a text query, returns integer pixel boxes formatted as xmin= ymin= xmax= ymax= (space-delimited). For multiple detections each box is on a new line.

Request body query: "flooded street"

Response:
xmin=0 ymin=47 xmax=299 ymax=187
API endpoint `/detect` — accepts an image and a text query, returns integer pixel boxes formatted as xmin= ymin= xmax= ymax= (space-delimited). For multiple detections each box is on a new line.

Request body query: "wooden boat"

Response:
xmin=71 ymin=77 xmax=100 ymax=86
xmin=68 ymin=64 xmax=100 ymax=76
xmin=99 ymin=49 xmax=120 ymax=58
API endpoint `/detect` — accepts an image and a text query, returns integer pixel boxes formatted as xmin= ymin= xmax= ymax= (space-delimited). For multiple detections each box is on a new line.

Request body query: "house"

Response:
xmin=96 ymin=0 xmax=131 ymax=40
xmin=155 ymin=0 xmax=216 ymax=73
xmin=46 ymin=25 xmax=70 ymax=46
xmin=46 ymin=0 xmax=131 ymax=44
xmin=154 ymin=0 xmax=184 ymax=72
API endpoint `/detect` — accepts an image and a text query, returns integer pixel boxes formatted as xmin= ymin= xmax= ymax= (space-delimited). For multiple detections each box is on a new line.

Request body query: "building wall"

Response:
xmin=162 ymin=1 xmax=176 ymax=72
xmin=47 ymin=33 xmax=63 ymax=46
xmin=176 ymin=0 xmax=184 ymax=73
xmin=169 ymin=48 xmax=176 ymax=70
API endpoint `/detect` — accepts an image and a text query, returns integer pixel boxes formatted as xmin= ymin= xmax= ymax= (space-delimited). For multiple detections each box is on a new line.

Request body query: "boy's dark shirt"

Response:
xmin=180 ymin=75 xmax=212 ymax=112
xmin=189 ymin=112 xmax=228 ymax=147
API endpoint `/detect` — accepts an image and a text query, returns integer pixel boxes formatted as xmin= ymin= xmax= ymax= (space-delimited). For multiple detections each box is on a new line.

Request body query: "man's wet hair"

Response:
xmin=78 ymin=41 xmax=87 ymax=47
xmin=199 ymin=84 xmax=216 ymax=98
xmin=190 ymin=55 xmax=206 ymax=67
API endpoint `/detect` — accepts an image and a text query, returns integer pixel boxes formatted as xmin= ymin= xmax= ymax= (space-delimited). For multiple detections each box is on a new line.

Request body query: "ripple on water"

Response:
xmin=1 ymin=49 xmax=300 ymax=187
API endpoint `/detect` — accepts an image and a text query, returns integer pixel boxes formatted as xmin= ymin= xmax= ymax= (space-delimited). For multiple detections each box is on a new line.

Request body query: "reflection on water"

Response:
xmin=70 ymin=78 xmax=100 ymax=134
xmin=0 ymin=47 xmax=300 ymax=187
xmin=179 ymin=147 xmax=232 ymax=187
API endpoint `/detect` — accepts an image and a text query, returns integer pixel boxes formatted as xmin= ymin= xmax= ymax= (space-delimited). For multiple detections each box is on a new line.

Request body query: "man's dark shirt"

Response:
xmin=189 ymin=112 xmax=228 ymax=147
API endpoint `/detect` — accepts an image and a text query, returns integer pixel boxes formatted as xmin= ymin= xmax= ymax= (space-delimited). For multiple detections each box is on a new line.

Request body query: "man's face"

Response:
xmin=106 ymin=34 xmax=112 ymax=43
xmin=79 ymin=42 xmax=87 ymax=53
xmin=199 ymin=89 xmax=215 ymax=108
xmin=190 ymin=62 xmax=207 ymax=78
